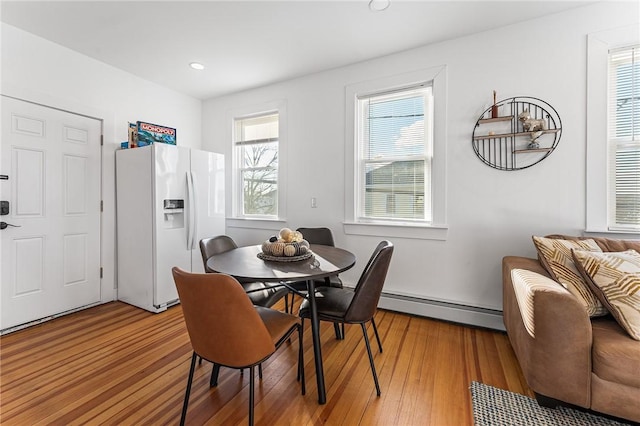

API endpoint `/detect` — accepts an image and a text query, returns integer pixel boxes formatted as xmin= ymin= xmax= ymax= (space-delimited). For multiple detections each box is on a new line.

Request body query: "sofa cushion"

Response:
xmin=532 ymin=236 xmax=607 ymax=317
xmin=572 ymin=249 xmax=640 ymax=340
xmin=591 ymin=318 xmax=640 ymax=388
xmin=544 ymin=234 xmax=640 ymax=253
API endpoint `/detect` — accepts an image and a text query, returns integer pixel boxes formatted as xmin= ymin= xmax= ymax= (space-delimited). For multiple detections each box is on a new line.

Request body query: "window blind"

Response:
xmin=358 ymin=86 xmax=433 ymax=221
xmin=608 ymin=45 xmax=640 ymax=229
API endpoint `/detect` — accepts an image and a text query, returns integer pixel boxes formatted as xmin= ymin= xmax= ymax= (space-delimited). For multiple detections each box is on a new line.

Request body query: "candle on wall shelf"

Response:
xmin=491 ymin=90 xmax=499 ymax=118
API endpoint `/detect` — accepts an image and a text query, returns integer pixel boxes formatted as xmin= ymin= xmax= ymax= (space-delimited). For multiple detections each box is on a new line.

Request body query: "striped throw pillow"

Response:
xmin=532 ymin=236 xmax=607 ymax=317
xmin=572 ymin=249 xmax=640 ymax=341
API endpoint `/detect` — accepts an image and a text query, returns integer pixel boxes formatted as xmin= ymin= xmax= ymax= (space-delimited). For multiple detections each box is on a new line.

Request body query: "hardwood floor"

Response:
xmin=0 ymin=300 xmax=533 ymax=425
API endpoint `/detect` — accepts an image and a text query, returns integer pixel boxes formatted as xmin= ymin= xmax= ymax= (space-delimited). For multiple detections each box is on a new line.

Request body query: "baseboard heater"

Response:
xmin=377 ymin=291 xmax=505 ymax=331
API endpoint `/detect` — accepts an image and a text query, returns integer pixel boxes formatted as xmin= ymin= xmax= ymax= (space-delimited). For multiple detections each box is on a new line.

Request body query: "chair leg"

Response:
xmin=297 ymin=319 xmax=304 ymax=383
xmin=258 ymin=363 xmax=263 ymax=379
xmin=333 ymin=322 xmax=343 ymax=340
xmin=289 ymin=292 xmax=296 ymax=314
xmin=180 ymin=352 xmax=197 ymax=426
xmin=249 ymin=365 xmax=255 ymax=426
xmin=298 ymin=324 xmax=306 ymax=395
xmin=210 ymin=363 xmax=221 ymax=387
xmin=284 ymin=293 xmax=290 ymax=313
xmin=298 ymin=319 xmax=303 ymax=382
xmin=360 ymin=323 xmax=381 ymax=396
xmin=371 ymin=317 xmax=383 ymax=353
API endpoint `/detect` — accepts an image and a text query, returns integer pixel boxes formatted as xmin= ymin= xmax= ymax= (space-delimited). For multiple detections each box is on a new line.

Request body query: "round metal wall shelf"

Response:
xmin=472 ymin=96 xmax=562 ymax=171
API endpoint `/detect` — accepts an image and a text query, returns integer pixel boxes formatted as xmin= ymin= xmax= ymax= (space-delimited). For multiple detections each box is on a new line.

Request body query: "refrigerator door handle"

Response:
xmin=189 ymin=171 xmax=198 ymax=250
xmin=186 ymin=171 xmax=195 ymax=250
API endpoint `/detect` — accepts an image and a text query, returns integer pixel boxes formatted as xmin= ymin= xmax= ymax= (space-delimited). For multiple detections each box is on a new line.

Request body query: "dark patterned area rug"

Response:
xmin=470 ymin=381 xmax=633 ymax=426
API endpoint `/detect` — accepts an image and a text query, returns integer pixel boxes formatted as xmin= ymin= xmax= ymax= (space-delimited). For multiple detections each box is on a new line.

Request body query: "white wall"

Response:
xmin=201 ymin=2 xmax=639 ymax=326
xmin=1 ymin=23 xmax=203 ymax=302
xmin=2 ymin=2 xmax=638 ymax=329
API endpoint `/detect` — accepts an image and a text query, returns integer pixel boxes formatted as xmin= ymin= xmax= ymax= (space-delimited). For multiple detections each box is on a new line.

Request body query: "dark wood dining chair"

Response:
xmin=285 ymin=227 xmax=343 ymax=313
xmin=200 ymin=235 xmax=290 ymax=309
xmin=298 ymin=240 xmax=393 ymax=396
xmin=296 ymin=227 xmax=343 ymax=288
xmin=172 ymin=267 xmax=305 ymax=426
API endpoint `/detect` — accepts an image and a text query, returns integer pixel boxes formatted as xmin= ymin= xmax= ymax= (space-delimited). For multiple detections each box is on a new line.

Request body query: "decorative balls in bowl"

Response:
xmin=261 ymin=228 xmax=310 ymax=257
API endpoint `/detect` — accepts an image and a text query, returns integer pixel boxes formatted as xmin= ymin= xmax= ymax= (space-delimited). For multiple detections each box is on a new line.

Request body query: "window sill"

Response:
xmin=584 ymin=228 xmax=640 ymax=239
xmin=343 ymin=221 xmax=448 ymax=241
xmin=227 ymin=217 xmax=287 ymax=231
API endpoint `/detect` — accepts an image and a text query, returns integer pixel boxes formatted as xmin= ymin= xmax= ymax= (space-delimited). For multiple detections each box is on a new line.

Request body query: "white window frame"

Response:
xmin=356 ymin=85 xmax=433 ymax=223
xmin=608 ymin=45 xmax=640 ymax=231
xmin=227 ymin=100 xmax=287 ymax=230
xmin=586 ymin=25 xmax=640 ymax=236
xmin=344 ymin=66 xmax=448 ymax=241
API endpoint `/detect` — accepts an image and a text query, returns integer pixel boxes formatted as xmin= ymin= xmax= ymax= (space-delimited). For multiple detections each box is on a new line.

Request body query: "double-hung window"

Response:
xmin=233 ymin=113 xmax=279 ymax=217
xmin=345 ymin=65 xmax=447 ymax=240
xmin=586 ymin=26 xmax=639 ymax=235
xmin=357 ymin=86 xmax=433 ymax=222
xmin=608 ymin=45 xmax=640 ymax=230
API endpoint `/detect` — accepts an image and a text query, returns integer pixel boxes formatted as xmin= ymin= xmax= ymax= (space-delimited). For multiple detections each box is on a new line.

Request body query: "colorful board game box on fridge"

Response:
xmin=136 ymin=121 xmax=177 ymax=146
xmin=127 ymin=122 xmax=138 ymax=148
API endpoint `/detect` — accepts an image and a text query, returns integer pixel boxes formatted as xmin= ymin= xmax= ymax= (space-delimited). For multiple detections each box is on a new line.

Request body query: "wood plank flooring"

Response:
xmin=0 ymin=300 xmax=533 ymax=425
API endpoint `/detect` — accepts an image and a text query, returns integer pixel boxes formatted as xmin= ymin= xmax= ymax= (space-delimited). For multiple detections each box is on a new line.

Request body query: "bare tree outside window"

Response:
xmin=235 ymin=113 xmax=279 ymax=217
xmin=241 ymin=142 xmax=278 ymax=215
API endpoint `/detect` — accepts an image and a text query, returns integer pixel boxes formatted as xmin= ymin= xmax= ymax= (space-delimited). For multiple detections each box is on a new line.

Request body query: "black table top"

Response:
xmin=206 ymin=244 xmax=356 ymax=283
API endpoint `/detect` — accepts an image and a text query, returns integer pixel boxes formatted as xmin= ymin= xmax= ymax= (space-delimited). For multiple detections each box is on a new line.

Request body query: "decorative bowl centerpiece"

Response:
xmin=259 ymin=228 xmax=312 ymax=261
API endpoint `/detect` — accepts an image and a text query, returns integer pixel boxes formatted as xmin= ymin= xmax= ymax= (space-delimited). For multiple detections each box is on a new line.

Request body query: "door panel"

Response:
xmin=153 ymin=143 xmax=188 ymax=307
xmin=64 ymin=234 xmax=88 ymax=285
xmin=64 ymin=125 xmax=89 ymax=144
xmin=14 ymin=148 xmax=44 ymax=216
xmin=12 ymin=114 xmax=45 ymax=137
xmin=64 ymin=155 xmax=89 ymax=214
xmin=1 ymin=96 xmax=101 ymax=331
xmin=190 ymin=149 xmax=225 ymax=273
xmin=14 ymin=237 xmax=44 ymax=295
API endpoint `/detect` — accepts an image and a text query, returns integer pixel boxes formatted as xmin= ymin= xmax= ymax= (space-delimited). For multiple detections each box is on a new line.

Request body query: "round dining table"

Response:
xmin=206 ymin=243 xmax=356 ymax=404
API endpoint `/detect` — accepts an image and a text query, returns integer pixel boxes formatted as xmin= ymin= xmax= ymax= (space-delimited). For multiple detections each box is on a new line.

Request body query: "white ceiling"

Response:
xmin=1 ymin=1 xmax=593 ymax=100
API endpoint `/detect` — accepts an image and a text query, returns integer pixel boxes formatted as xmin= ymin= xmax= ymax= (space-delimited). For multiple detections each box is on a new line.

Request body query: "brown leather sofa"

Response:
xmin=502 ymin=235 xmax=640 ymax=423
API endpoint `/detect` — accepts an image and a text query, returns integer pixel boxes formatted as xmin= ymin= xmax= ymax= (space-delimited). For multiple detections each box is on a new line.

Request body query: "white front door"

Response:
xmin=0 ymin=96 xmax=102 ymax=331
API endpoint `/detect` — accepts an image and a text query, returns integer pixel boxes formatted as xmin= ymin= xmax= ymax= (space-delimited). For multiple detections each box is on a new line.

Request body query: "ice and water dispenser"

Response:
xmin=163 ymin=199 xmax=184 ymax=229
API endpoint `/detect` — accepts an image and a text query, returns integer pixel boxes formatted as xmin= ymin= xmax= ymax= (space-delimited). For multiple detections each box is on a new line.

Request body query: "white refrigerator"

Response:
xmin=115 ymin=143 xmax=225 ymax=313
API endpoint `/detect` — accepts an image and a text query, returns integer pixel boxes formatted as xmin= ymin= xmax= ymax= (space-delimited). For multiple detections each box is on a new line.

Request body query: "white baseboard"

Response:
xmin=0 ymin=301 xmax=103 ymax=335
xmin=378 ymin=292 xmax=505 ymax=331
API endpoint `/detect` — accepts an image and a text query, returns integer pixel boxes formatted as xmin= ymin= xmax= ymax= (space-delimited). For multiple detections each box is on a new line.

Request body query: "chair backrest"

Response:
xmin=200 ymin=235 xmax=239 ymax=273
xmin=344 ymin=241 xmax=394 ymax=323
xmin=296 ymin=227 xmax=335 ymax=246
xmin=172 ymin=267 xmax=276 ymax=367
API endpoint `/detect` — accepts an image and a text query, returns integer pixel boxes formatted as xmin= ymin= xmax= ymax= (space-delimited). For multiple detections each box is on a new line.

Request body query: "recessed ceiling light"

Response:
xmin=189 ymin=62 xmax=205 ymax=70
xmin=369 ymin=0 xmax=390 ymax=12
